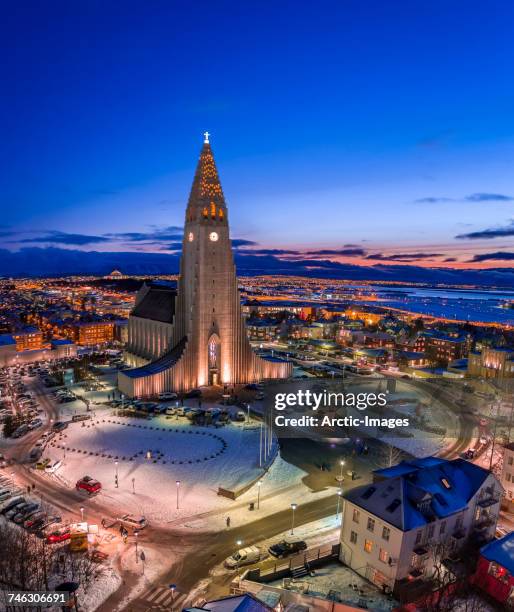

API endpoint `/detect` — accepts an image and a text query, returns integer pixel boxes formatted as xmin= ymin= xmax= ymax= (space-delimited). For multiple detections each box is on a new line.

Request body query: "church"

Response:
xmin=118 ymin=135 xmax=292 ymax=398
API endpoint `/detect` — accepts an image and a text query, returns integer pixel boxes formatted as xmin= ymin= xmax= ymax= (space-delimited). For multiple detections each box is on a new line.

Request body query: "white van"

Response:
xmin=224 ymin=545 xmax=262 ymax=568
xmin=158 ymin=392 xmax=178 ymax=401
xmin=45 ymin=460 xmax=62 ymax=474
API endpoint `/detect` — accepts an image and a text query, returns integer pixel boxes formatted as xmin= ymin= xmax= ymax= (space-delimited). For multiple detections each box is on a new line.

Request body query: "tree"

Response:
xmin=376 ymin=442 xmax=404 ymax=468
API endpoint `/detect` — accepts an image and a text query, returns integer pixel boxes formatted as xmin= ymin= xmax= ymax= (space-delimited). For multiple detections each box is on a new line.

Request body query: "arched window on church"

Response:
xmin=203 ymin=207 xmax=208 ymax=219
xmin=218 ymin=208 xmax=224 ymax=220
xmin=210 ymin=202 xmax=216 ymax=218
xmin=208 ymin=336 xmax=219 ymax=369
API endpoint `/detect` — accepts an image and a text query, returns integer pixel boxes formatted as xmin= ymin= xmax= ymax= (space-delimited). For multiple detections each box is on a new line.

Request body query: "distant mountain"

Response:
xmin=1 ymin=247 xmax=514 ymax=287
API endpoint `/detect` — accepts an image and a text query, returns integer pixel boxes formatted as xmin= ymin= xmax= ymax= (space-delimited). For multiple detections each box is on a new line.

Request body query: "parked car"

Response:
xmin=47 ymin=527 xmax=70 ymax=543
xmin=76 ymin=476 xmax=101 ymax=495
xmin=52 ymin=421 xmax=69 ymax=432
xmin=116 ymin=514 xmax=147 ymax=531
xmin=268 ymin=540 xmax=307 ymax=558
xmin=13 ymin=504 xmax=40 ymax=523
xmin=0 ymin=489 xmax=12 ymax=502
xmin=1 ymin=497 xmax=25 ymax=515
xmin=158 ymin=392 xmax=178 ymax=401
xmin=224 ymin=545 xmax=262 ymax=568
xmin=24 ymin=511 xmax=46 ymax=529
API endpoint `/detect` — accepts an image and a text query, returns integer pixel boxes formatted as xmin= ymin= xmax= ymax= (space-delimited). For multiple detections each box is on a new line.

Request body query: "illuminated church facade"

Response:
xmin=118 ymin=135 xmax=292 ymax=397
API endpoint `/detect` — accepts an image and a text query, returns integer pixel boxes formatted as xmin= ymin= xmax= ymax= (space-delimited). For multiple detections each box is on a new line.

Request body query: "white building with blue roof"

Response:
xmin=340 ymin=456 xmax=502 ymax=600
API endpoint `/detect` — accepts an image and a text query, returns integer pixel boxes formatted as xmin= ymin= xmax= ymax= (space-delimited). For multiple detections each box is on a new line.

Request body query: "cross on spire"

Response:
xmin=203 ymin=131 xmax=210 ymax=144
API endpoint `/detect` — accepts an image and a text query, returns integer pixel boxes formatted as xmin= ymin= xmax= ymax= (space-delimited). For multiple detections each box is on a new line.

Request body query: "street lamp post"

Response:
xmin=235 ymin=539 xmax=243 ymax=582
xmin=290 ymin=503 xmax=297 ymax=535
xmin=257 ymin=480 xmax=262 ymax=509
xmin=169 ymin=584 xmax=176 ymax=612
xmin=115 ymin=461 xmax=119 ymax=488
xmin=176 ymin=480 xmax=180 ymax=510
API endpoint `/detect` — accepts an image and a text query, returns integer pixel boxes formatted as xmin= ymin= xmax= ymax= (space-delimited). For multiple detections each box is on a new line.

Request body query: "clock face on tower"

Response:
xmin=209 ymin=232 xmax=219 ymax=242
xmin=188 ymin=232 xmax=194 ymax=242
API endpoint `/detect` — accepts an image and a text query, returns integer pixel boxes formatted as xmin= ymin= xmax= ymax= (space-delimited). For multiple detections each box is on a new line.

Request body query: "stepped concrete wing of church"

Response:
xmin=118 ymin=136 xmax=292 ymax=398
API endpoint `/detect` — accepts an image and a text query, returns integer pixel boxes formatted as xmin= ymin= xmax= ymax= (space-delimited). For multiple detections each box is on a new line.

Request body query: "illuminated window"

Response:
xmin=379 ymin=548 xmax=389 ymax=563
xmin=441 ymin=478 xmax=451 ymax=490
xmin=210 ymin=202 xmax=216 ymax=218
xmin=364 ymin=539 xmax=373 ymax=553
xmin=218 ymin=208 xmax=224 ymax=220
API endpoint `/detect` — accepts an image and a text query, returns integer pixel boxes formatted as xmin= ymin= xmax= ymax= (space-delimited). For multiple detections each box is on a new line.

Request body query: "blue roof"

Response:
xmin=51 ymin=339 xmax=73 ymax=346
xmin=0 ymin=334 xmax=16 ymax=346
xmin=201 ymin=594 xmax=273 ymax=612
xmin=481 ymin=532 xmax=514 ymax=572
xmin=347 ymin=457 xmax=492 ymax=531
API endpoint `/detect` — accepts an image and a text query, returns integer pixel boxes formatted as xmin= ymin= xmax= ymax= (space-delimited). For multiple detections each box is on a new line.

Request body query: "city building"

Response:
xmin=500 ymin=442 xmax=514 ymax=511
xmin=473 ymin=532 xmax=514 ymax=608
xmin=12 ymin=326 xmax=44 ymax=351
xmin=119 ymin=136 xmax=292 ymax=397
xmin=340 ymin=457 xmax=502 ymax=601
xmin=416 ymin=331 xmax=469 ymax=365
xmin=104 ymin=269 xmax=129 ymax=280
xmin=64 ymin=320 xmax=115 ymax=346
xmin=245 ymin=319 xmax=280 ymax=342
xmin=467 ymin=346 xmax=514 ymax=379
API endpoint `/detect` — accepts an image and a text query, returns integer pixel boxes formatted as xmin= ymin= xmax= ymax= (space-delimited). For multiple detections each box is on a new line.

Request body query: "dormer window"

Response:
xmin=441 ymin=478 xmax=451 ymax=490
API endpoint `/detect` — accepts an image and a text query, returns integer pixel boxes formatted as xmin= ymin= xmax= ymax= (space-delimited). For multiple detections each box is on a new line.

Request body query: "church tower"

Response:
xmin=119 ymin=134 xmax=291 ymax=397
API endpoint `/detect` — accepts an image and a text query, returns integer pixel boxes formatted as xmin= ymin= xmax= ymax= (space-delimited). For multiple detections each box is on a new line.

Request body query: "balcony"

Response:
xmin=452 ymin=528 xmax=466 ymax=540
xmin=413 ymin=546 xmax=429 ymax=558
xmin=478 ymin=496 xmax=500 ymax=508
xmin=473 ymin=516 xmax=494 ymax=531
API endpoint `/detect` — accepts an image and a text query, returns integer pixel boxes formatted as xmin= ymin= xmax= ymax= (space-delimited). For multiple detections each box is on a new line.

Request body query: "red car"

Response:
xmin=76 ymin=475 xmax=101 ymax=495
xmin=47 ymin=528 xmax=70 ymax=543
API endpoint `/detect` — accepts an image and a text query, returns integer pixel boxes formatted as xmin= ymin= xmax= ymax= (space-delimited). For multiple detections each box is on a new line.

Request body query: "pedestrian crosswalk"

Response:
xmin=140 ymin=584 xmax=187 ymax=610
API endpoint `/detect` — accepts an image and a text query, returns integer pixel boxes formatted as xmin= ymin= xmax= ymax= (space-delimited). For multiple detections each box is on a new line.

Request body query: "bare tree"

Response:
xmin=376 ymin=442 xmax=404 ymax=468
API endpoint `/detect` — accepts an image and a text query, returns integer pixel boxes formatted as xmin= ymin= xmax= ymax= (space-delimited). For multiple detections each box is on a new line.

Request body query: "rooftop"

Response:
xmin=480 ymin=532 xmax=514 ymax=572
xmin=132 ymin=284 xmax=176 ymax=324
xmin=345 ymin=457 xmax=492 ymax=531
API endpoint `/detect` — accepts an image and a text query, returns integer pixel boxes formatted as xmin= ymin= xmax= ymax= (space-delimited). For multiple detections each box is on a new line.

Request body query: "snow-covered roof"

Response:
xmin=345 ymin=457 xmax=492 ymax=531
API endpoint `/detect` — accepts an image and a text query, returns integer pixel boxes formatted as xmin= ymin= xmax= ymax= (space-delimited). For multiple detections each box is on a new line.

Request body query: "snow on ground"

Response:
xmin=78 ymin=564 xmax=122 ymax=612
xmin=43 ymin=411 xmax=336 ymax=530
xmin=266 ymin=561 xmax=397 ymax=611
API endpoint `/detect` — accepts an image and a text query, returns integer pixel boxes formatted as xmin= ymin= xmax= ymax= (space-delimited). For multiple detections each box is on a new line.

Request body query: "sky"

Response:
xmin=2 ymin=0 xmax=514 ymax=275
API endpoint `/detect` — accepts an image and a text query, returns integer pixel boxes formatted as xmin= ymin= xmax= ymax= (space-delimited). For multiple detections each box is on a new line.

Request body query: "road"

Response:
xmin=2 ymin=369 xmax=477 ymax=611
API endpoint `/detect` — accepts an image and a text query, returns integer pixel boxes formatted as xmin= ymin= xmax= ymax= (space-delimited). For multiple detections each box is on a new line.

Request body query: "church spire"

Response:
xmin=186 ymin=134 xmax=227 ymax=223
